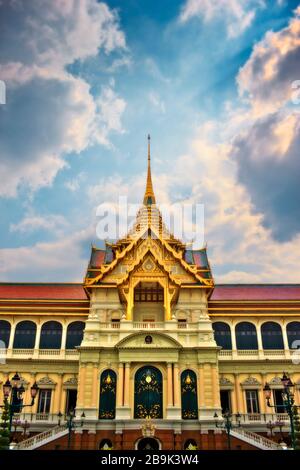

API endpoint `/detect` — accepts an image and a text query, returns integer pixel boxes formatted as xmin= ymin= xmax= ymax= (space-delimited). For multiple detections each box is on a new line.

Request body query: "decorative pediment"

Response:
xmin=269 ymin=376 xmax=283 ymax=387
xmin=219 ymin=377 xmax=234 ymax=388
xmin=115 ymin=332 xmax=182 ymax=350
xmin=63 ymin=377 xmax=78 ymax=389
xmin=241 ymin=376 xmax=261 ymax=388
xmin=37 ymin=376 xmax=57 ymax=389
xmin=85 ymin=233 xmax=213 ymax=288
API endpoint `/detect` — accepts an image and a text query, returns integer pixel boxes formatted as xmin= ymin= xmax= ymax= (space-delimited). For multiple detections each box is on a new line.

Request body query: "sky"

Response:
xmin=0 ymin=0 xmax=300 ymax=283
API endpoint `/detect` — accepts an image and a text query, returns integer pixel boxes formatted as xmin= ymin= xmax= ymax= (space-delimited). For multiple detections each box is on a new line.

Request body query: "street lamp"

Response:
xmin=214 ymin=410 xmax=241 ymax=450
xmin=0 ymin=373 xmax=39 ymax=441
xmin=263 ymin=372 xmax=300 ymax=450
xmin=58 ymin=409 xmax=85 ymax=449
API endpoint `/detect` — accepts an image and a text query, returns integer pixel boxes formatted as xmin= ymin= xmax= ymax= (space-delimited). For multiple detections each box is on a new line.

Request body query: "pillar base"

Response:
xmin=115 ymin=406 xmax=131 ymax=420
xmin=166 ymin=406 xmax=181 ymax=420
xmin=199 ymin=407 xmax=222 ymax=421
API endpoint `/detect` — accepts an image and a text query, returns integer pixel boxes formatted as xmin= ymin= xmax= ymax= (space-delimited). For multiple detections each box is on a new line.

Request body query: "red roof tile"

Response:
xmin=211 ymin=285 xmax=300 ymax=301
xmin=0 ymin=284 xmax=88 ymax=300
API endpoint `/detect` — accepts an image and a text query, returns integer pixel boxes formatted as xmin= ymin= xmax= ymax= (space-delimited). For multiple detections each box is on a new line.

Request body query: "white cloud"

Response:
xmin=0 ymin=226 xmax=94 ymax=281
xmin=179 ymin=0 xmax=264 ymax=37
xmin=64 ymin=172 xmax=87 ymax=192
xmin=148 ymin=92 xmax=166 ymax=114
xmin=0 ymin=0 xmax=127 ymax=197
xmin=237 ymin=6 xmax=300 ymax=116
xmin=10 ymin=213 xmax=68 ymax=234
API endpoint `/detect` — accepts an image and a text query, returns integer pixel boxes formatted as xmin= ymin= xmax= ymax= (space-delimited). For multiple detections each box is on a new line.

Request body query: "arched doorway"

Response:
xmin=136 ymin=438 xmax=160 ymax=450
xmin=134 ymin=366 xmax=163 ymax=419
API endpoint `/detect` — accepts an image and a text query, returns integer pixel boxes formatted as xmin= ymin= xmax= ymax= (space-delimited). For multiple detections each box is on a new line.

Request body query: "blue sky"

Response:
xmin=0 ymin=0 xmax=300 ymax=282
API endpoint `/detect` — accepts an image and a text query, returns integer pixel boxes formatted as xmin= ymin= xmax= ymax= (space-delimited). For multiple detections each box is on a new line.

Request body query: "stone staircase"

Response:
xmin=13 ymin=424 xmax=283 ymax=451
xmin=13 ymin=424 xmax=68 ymax=450
xmin=230 ymin=427 xmax=283 ymax=450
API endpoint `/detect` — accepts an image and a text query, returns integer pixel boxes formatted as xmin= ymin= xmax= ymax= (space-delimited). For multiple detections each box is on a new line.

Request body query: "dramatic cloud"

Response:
xmin=237 ymin=5 xmax=300 ymax=116
xmin=232 ymin=6 xmax=300 ymax=241
xmin=0 ymin=0 xmax=127 ymax=197
xmin=179 ymin=0 xmax=264 ymax=37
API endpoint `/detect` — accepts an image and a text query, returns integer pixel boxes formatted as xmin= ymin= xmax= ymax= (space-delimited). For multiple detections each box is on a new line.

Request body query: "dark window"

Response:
xmin=273 ymin=389 xmax=284 ymax=413
xmin=220 ymin=390 xmax=231 ymax=414
xmin=13 ymin=321 xmax=36 ymax=349
xmin=38 ymin=389 xmax=52 ymax=414
xmin=65 ymin=389 xmax=77 ymax=414
xmin=235 ymin=322 xmax=258 ymax=350
xmin=134 ymin=366 xmax=163 ymax=419
xmin=66 ymin=321 xmax=85 ymax=349
xmin=134 ymin=282 xmax=163 ymax=302
xmin=39 ymin=321 xmax=62 ymax=349
xmin=184 ymin=439 xmax=198 ymax=450
xmin=181 ymin=369 xmax=198 ymax=419
xmin=245 ymin=390 xmax=260 ymax=413
xmin=99 ymin=369 xmax=117 ymax=419
xmin=261 ymin=322 xmax=284 ymax=350
xmin=99 ymin=439 xmax=113 ymax=450
xmin=137 ymin=438 xmax=159 ymax=450
xmin=0 ymin=320 xmax=11 ymax=348
xmin=287 ymin=322 xmax=300 ymax=349
xmin=213 ymin=322 xmax=232 ymax=350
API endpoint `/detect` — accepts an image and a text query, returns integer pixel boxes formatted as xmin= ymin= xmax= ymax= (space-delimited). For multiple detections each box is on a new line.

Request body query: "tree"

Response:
xmin=0 ymin=399 xmax=10 ymax=450
xmin=293 ymin=405 xmax=300 ymax=451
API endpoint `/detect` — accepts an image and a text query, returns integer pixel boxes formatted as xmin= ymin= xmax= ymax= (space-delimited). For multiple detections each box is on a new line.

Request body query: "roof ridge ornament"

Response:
xmin=143 ymin=134 xmax=156 ymax=206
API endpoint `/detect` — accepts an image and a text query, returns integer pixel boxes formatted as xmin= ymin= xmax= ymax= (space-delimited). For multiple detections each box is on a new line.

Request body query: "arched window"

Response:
xmin=99 ymin=369 xmax=117 ymax=419
xmin=99 ymin=439 xmax=113 ymax=450
xmin=184 ymin=439 xmax=198 ymax=450
xmin=261 ymin=322 xmax=284 ymax=350
xmin=66 ymin=321 xmax=85 ymax=349
xmin=213 ymin=322 xmax=232 ymax=350
xmin=39 ymin=321 xmax=62 ymax=349
xmin=181 ymin=369 xmax=198 ymax=419
xmin=134 ymin=366 xmax=163 ymax=419
xmin=235 ymin=322 xmax=258 ymax=350
xmin=287 ymin=322 xmax=300 ymax=349
xmin=0 ymin=320 xmax=11 ymax=348
xmin=13 ymin=321 xmax=36 ymax=349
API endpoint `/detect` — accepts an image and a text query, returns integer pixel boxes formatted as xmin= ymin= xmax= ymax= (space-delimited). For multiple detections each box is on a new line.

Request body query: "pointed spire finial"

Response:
xmin=143 ymin=134 xmax=156 ymax=206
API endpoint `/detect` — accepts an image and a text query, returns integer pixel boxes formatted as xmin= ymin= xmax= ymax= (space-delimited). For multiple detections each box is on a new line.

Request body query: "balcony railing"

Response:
xmin=99 ymin=322 xmax=199 ymax=330
xmin=3 ymin=348 xmax=79 ymax=360
xmin=218 ymin=349 xmax=289 ymax=360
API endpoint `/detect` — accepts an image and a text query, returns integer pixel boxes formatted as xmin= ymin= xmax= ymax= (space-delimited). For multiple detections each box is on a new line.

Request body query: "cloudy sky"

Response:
xmin=0 ymin=0 xmax=300 ymax=283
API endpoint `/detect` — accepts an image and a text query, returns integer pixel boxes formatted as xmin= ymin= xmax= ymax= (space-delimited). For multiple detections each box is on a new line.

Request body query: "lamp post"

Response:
xmin=0 ymin=373 xmax=38 ymax=444
xmin=263 ymin=372 xmax=300 ymax=450
xmin=57 ymin=409 xmax=85 ymax=449
xmin=214 ymin=410 xmax=241 ymax=450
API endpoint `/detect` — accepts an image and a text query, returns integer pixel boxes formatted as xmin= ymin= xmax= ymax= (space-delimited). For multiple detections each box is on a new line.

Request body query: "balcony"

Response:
xmin=2 ymin=348 xmax=79 ymax=360
xmin=99 ymin=321 xmax=199 ymax=331
xmin=218 ymin=349 xmax=292 ymax=360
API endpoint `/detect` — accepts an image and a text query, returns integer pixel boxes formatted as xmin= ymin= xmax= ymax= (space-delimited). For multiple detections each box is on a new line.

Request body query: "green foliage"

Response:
xmin=0 ymin=399 xmax=10 ymax=451
xmin=293 ymin=405 xmax=300 ymax=451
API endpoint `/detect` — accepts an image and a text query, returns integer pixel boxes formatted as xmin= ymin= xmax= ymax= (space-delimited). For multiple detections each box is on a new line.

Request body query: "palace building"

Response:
xmin=0 ymin=138 xmax=300 ymax=451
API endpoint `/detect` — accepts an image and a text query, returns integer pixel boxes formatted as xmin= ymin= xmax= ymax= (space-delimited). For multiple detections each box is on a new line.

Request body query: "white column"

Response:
xmin=8 ymin=322 xmax=16 ymax=349
xmin=230 ymin=322 xmax=237 ymax=351
xmin=282 ymin=323 xmax=290 ymax=351
xmin=34 ymin=323 xmax=42 ymax=350
xmin=256 ymin=321 xmax=264 ymax=359
xmin=61 ymin=324 xmax=67 ymax=350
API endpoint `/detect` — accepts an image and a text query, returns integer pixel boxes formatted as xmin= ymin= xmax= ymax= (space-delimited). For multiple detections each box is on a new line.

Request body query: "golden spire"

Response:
xmin=143 ymin=134 xmax=156 ymax=206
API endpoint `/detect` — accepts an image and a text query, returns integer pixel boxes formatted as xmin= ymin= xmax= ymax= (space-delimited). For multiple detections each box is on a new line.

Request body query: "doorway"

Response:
xmin=65 ymin=389 xmax=77 ymax=414
xmin=273 ymin=389 xmax=284 ymax=413
xmin=136 ymin=438 xmax=160 ymax=450
xmin=220 ymin=390 xmax=231 ymax=414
